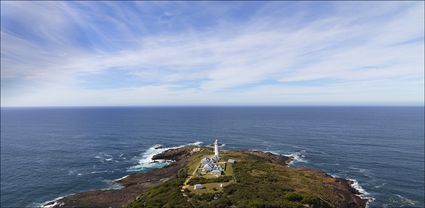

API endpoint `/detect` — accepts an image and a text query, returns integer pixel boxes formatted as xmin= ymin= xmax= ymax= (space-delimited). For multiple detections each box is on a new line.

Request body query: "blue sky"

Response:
xmin=1 ymin=1 xmax=424 ymax=106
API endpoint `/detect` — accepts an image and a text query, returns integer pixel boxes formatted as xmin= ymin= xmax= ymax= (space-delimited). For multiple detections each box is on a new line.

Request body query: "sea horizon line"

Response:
xmin=1 ymin=104 xmax=424 ymax=109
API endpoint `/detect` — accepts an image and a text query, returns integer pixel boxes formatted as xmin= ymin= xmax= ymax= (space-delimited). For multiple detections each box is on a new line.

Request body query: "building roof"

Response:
xmin=194 ymin=184 xmax=204 ymax=189
xmin=203 ymin=163 xmax=214 ymax=171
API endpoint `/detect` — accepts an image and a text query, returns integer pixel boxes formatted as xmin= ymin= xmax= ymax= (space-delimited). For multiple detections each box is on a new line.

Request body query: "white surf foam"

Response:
xmin=395 ymin=194 xmax=417 ymax=206
xmin=263 ymin=150 xmax=280 ymax=155
xmin=113 ymin=174 xmax=129 ymax=182
xmin=348 ymin=166 xmax=375 ymax=179
xmin=283 ymin=151 xmax=308 ymax=166
xmin=374 ymin=183 xmax=386 ymax=189
xmin=319 ymin=173 xmax=375 ymax=207
xmin=108 ymin=141 xmax=202 ymax=189
xmin=261 ymin=150 xmax=308 ymax=166
xmin=329 ymin=173 xmax=340 ymax=178
xmin=40 ymin=196 xmax=65 ymax=208
xmin=40 ymin=141 xmax=202 ymax=207
xmin=94 ymin=153 xmax=114 ymax=163
xmin=104 ymin=183 xmax=124 ymax=190
xmin=127 ymin=141 xmax=202 ymax=172
xmin=100 ymin=179 xmax=125 ymax=190
xmin=347 ymin=178 xmax=375 ymax=207
xmin=90 ymin=170 xmax=110 ymax=174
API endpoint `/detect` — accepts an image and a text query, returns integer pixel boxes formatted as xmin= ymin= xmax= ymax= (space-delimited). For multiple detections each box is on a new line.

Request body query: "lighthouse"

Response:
xmin=214 ymin=139 xmax=220 ymax=157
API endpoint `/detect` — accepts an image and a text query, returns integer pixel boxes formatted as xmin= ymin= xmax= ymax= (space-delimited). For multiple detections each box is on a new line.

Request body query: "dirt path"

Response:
xmin=182 ymin=165 xmax=199 ymax=191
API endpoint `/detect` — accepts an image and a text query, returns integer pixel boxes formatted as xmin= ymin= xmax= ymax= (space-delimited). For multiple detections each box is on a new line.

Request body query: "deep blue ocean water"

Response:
xmin=1 ymin=107 xmax=424 ymax=207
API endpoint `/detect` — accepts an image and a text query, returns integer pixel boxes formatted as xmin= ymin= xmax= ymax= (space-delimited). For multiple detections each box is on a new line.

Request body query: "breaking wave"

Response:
xmin=40 ymin=196 xmax=66 ymax=208
xmin=347 ymin=178 xmax=375 ymax=207
xmin=261 ymin=150 xmax=308 ymax=166
xmin=283 ymin=150 xmax=308 ymax=166
xmin=263 ymin=150 xmax=280 ymax=155
xmin=127 ymin=141 xmax=202 ymax=172
xmin=40 ymin=141 xmax=202 ymax=208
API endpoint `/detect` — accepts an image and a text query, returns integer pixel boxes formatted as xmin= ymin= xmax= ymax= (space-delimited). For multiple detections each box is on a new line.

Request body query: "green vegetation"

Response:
xmin=126 ymin=178 xmax=190 ymax=208
xmin=188 ymin=176 xmax=233 ymax=185
xmin=211 ymin=157 xmax=332 ymax=208
xmin=187 ymin=182 xmax=231 ymax=195
xmin=223 ymin=162 xmax=233 ymax=176
xmin=126 ymin=149 xmax=347 ymax=208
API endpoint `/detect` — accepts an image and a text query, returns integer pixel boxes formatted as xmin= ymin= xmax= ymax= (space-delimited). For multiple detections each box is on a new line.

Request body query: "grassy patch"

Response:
xmin=223 ymin=162 xmax=233 ymax=176
xmin=126 ymin=178 xmax=190 ymax=208
xmin=187 ymin=182 xmax=232 ymax=194
xmin=188 ymin=176 xmax=233 ymax=185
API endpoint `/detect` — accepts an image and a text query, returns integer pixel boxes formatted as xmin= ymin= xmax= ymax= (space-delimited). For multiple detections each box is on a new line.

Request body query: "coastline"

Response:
xmin=41 ymin=196 xmax=66 ymax=208
xmin=41 ymin=143 xmax=370 ymax=208
xmin=41 ymin=143 xmax=198 ymax=208
xmin=270 ymin=150 xmax=373 ymax=207
xmin=347 ymin=178 xmax=375 ymax=207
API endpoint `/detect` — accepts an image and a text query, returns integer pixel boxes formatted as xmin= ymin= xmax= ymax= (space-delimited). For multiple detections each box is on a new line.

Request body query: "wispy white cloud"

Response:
xmin=1 ymin=1 xmax=423 ymax=106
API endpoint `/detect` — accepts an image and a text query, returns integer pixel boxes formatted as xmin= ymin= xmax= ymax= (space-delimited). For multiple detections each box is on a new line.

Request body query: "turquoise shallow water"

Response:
xmin=1 ymin=107 xmax=424 ymax=207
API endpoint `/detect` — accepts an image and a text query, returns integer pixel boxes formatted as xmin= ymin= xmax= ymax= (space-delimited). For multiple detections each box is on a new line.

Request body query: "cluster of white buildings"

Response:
xmin=193 ymin=139 xmax=236 ymax=190
xmin=199 ymin=139 xmax=222 ymax=176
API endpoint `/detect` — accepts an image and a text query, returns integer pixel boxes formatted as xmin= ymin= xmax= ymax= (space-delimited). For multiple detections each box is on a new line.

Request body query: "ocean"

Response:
xmin=1 ymin=107 xmax=424 ymax=207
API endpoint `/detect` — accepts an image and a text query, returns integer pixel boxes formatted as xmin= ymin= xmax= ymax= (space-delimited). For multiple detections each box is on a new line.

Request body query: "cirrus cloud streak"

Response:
xmin=1 ymin=1 xmax=424 ymax=106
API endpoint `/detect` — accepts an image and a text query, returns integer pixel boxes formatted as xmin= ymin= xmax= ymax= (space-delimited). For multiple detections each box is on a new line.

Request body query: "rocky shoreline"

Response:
xmin=43 ymin=146 xmax=194 ymax=208
xmin=43 ymin=146 xmax=368 ymax=208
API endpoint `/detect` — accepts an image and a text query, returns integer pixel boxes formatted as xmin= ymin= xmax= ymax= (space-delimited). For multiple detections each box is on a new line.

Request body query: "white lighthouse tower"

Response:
xmin=214 ymin=139 xmax=220 ymax=157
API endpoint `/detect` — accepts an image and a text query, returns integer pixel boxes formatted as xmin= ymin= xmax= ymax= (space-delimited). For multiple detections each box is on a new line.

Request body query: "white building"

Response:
xmin=200 ymin=157 xmax=212 ymax=166
xmin=199 ymin=139 xmax=224 ymax=175
xmin=203 ymin=163 xmax=214 ymax=172
xmin=214 ymin=139 xmax=220 ymax=157
xmin=194 ymin=184 xmax=204 ymax=190
xmin=211 ymin=169 xmax=221 ymax=177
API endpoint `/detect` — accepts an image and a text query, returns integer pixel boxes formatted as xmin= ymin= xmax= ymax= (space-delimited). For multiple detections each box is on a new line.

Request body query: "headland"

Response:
xmin=43 ymin=142 xmax=368 ymax=208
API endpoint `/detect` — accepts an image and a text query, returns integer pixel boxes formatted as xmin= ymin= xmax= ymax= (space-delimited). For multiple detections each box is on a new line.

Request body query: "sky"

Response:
xmin=1 ymin=1 xmax=424 ymax=107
